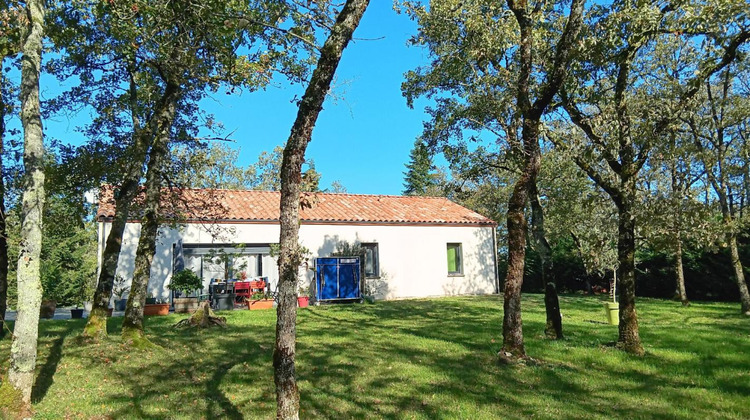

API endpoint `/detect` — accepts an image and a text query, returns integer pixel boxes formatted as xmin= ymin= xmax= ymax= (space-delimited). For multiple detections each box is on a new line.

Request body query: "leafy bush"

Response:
xmin=168 ymin=269 xmax=203 ymax=296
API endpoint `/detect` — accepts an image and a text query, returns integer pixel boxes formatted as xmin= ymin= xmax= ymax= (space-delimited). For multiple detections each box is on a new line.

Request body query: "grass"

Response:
xmin=1 ymin=294 xmax=749 ymax=419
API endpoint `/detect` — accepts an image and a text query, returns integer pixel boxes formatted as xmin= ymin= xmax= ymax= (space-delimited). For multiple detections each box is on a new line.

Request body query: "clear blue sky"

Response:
xmin=40 ymin=3 xmax=431 ymax=196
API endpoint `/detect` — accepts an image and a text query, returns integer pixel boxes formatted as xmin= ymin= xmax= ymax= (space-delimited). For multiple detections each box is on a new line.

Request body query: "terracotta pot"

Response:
xmin=248 ymin=299 xmax=274 ymax=310
xmin=297 ymin=296 xmax=310 ymax=308
xmin=173 ymin=297 xmax=199 ymax=314
xmin=144 ymin=303 xmax=170 ymax=316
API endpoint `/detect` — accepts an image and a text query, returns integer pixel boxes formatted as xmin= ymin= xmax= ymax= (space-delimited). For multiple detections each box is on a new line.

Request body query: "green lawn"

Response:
xmin=1 ymin=294 xmax=748 ymax=419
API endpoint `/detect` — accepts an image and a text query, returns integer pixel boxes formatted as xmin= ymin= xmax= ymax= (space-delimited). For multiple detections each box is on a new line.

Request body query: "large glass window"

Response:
xmin=447 ymin=243 xmax=463 ymax=275
xmin=362 ymin=243 xmax=379 ymax=278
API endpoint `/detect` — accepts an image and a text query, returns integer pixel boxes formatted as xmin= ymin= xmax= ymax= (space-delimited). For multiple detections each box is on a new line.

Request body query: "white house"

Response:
xmin=96 ymin=187 xmax=498 ymax=301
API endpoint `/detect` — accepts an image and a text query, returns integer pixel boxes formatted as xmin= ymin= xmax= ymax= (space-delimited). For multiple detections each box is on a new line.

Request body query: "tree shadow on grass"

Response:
xmin=31 ymin=321 xmax=79 ymax=403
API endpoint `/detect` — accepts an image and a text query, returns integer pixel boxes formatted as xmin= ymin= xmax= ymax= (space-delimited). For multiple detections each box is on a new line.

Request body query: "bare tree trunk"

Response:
xmin=275 ymin=1 xmax=369 ymax=418
xmin=121 ymin=87 xmax=178 ymax=345
xmin=728 ymin=232 xmax=750 ymax=315
xmin=7 ymin=0 xmax=45 ymax=408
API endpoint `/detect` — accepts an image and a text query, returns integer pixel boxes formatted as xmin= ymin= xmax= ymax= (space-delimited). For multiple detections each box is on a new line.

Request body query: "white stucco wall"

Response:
xmin=99 ymin=221 xmax=498 ymax=301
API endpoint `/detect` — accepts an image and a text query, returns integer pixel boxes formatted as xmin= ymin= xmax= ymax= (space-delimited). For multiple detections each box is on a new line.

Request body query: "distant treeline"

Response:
xmin=508 ymin=232 xmax=750 ymax=302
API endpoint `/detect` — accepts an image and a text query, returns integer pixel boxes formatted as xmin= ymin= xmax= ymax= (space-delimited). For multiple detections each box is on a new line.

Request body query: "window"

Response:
xmin=447 ymin=243 xmax=463 ymax=275
xmin=362 ymin=243 xmax=379 ymax=278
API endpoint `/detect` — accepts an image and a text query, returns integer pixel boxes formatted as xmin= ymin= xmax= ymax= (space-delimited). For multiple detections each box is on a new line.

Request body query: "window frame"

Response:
xmin=447 ymin=243 xmax=464 ymax=276
xmin=361 ymin=242 xmax=380 ymax=278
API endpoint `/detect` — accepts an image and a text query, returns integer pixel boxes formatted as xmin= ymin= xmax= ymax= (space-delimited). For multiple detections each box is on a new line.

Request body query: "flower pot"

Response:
xmin=212 ymin=293 xmax=234 ymax=311
xmin=71 ymin=308 xmax=85 ymax=319
xmin=40 ymin=300 xmax=57 ymax=319
xmin=144 ymin=303 xmax=170 ymax=316
xmin=115 ymin=299 xmax=127 ymax=311
xmin=297 ymin=296 xmax=310 ymax=308
xmin=174 ymin=297 xmax=200 ymax=314
xmin=248 ymin=299 xmax=274 ymax=310
xmin=604 ymin=302 xmax=619 ymax=326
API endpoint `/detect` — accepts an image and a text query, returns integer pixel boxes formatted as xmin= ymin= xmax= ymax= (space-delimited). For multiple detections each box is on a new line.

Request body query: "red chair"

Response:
xmin=249 ymin=280 xmax=266 ymax=295
xmin=234 ymin=281 xmax=251 ymax=304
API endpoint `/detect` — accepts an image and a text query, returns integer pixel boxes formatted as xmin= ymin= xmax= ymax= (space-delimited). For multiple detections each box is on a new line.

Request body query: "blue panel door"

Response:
xmin=319 ymin=263 xmax=339 ymax=300
xmin=338 ymin=263 xmax=359 ymax=299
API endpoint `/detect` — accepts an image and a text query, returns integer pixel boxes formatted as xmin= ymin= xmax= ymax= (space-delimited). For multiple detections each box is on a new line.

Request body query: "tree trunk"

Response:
xmin=84 ymin=84 xmax=179 ymax=339
xmin=531 ymin=181 xmax=562 ymax=338
xmin=728 ymin=232 xmax=750 ymax=315
xmin=615 ymin=180 xmax=644 ymax=355
xmin=500 ymin=0 xmax=583 ymax=362
xmin=0 ymin=74 xmax=8 ymax=332
xmin=674 ymin=234 xmax=689 ymax=306
xmin=501 ymin=122 xmax=540 ymax=360
xmin=121 ymin=88 xmax=178 ymax=344
xmin=275 ymin=1 xmax=369 ymax=418
xmin=544 ymin=282 xmax=563 ymax=339
xmin=7 ymin=0 xmax=45 ymax=407
xmin=670 ymin=159 xmax=689 ymax=306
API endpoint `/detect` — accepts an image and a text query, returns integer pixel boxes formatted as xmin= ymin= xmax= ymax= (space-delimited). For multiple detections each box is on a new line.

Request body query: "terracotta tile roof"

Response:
xmin=96 ymin=185 xmax=496 ymax=226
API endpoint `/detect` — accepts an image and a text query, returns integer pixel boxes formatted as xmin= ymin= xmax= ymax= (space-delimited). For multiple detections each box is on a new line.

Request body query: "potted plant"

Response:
xmin=144 ymin=294 xmax=170 ymax=316
xmin=39 ymin=299 xmax=57 ymax=319
xmin=297 ymin=286 xmax=310 ymax=308
xmin=71 ymin=275 xmax=91 ymax=319
xmin=248 ymin=291 xmax=274 ymax=310
xmin=169 ymin=269 xmax=203 ymax=313
xmin=112 ymin=275 xmax=129 ymax=311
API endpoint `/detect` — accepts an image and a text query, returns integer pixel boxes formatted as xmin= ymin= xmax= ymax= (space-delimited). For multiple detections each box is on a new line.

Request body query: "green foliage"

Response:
xmin=1 ymin=296 xmax=749 ymax=418
xmin=246 ymin=145 xmax=321 ymax=192
xmin=402 ymin=139 xmax=437 ymax=196
xmin=112 ymin=275 xmax=129 ymax=300
xmin=330 ymin=240 xmax=364 ymax=258
xmin=168 ymin=269 xmax=203 ymax=295
xmin=168 ymin=143 xmax=254 ymax=190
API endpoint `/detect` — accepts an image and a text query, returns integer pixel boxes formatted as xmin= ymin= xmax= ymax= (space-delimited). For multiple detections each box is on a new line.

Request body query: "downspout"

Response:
xmin=97 ymin=220 xmax=105 ymax=278
xmin=492 ymin=226 xmax=499 ymax=294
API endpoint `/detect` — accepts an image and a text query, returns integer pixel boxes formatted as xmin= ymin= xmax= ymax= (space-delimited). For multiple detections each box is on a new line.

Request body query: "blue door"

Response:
xmin=316 ymin=257 xmax=361 ymax=301
xmin=320 ymin=260 xmax=339 ymax=300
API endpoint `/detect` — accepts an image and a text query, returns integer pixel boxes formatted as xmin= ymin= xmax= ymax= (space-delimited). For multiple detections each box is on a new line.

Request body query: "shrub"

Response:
xmin=168 ymin=269 xmax=203 ymax=296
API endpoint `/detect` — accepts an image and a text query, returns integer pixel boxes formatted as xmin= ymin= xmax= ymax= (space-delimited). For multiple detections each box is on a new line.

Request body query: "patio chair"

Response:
xmin=234 ymin=281 xmax=251 ymax=304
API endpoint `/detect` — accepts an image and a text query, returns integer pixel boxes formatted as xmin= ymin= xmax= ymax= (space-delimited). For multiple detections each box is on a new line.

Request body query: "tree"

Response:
xmin=168 ymin=143 xmax=255 ymax=190
xmin=275 ymin=1 xmax=369 ymax=417
xmin=639 ymin=128 xmax=715 ymax=306
xmin=6 ymin=0 xmax=45 ymax=409
xmin=403 ymin=138 xmax=436 ymax=195
xmin=0 ymin=0 xmax=25 ymax=340
xmin=67 ymin=0 xmax=314 ymax=339
xmin=247 ymin=145 xmax=322 ymax=192
xmin=115 ymin=0 xmax=275 ymax=343
xmin=688 ymin=66 xmax=750 ymax=314
xmin=403 ymin=0 xmax=585 ymax=361
xmin=559 ymin=1 xmax=750 ymax=353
